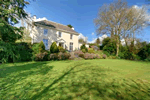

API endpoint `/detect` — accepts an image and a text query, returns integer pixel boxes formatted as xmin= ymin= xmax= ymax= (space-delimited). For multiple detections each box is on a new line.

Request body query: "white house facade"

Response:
xmin=30 ymin=16 xmax=79 ymax=51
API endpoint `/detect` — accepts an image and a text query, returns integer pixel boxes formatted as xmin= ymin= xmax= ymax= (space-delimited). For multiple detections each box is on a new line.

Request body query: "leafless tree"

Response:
xmin=94 ymin=0 xmax=149 ymax=56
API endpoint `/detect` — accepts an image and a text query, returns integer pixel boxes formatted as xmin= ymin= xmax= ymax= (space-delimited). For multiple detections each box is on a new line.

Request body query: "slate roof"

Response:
xmin=34 ymin=20 xmax=79 ymax=35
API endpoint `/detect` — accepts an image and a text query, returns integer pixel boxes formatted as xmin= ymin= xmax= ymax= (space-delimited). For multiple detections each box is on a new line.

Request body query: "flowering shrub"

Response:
xmin=49 ymin=53 xmax=58 ymax=60
xmin=58 ymin=52 xmax=71 ymax=60
xmin=35 ymin=52 xmax=48 ymax=61
xmin=103 ymin=54 xmax=107 ymax=59
xmin=84 ymin=53 xmax=94 ymax=60
xmin=74 ymin=50 xmax=84 ymax=57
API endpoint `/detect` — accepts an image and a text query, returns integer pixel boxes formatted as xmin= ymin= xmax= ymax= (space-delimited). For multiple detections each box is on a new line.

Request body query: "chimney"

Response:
xmin=33 ymin=15 xmax=36 ymax=21
xmin=72 ymin=27 xmax=74 ymax=30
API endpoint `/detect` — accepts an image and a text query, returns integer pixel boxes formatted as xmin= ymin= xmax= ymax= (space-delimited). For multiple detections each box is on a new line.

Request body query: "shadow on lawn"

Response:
xmin=30 ymin=63 xmax=150 ymax=100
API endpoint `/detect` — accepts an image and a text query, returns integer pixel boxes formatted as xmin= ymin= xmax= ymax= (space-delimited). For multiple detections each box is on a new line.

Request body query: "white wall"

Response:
xmin=31 ymin=24 xmax=79 ymax=51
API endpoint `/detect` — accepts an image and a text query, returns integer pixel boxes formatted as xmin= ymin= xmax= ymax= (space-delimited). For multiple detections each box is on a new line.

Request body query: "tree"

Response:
xmin=95 ymin=38 xmax=100 ymax=45
xmin=50 ymin=42 xmax=59 ymax=53
xmin=0 ymin=0 xmax=30 ymax=43
xmin=94 ymin=0 xmax=149 ymax=56
xmin=67 ymin=24 xmax=73 ymax=28
xmin=79 ymin=38 xmax=86 ymax=44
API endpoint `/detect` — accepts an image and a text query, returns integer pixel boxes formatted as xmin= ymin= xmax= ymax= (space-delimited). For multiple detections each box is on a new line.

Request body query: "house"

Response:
xmin=30 ymin=16 xmax=79 ymax=51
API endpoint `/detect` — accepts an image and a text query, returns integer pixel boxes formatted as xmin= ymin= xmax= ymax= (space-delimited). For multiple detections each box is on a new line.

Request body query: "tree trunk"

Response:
xmin=116 ymin=37 xmax=120 ymax=57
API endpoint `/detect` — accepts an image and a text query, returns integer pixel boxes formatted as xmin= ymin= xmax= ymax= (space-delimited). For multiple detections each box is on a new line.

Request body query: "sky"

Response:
xmin=25 ymin=0 xmax=150 ymax=42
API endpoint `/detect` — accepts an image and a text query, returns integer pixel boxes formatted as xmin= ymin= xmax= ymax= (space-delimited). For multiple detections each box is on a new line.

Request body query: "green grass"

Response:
xmin=0 ymin=59 xmax=150 ymax=100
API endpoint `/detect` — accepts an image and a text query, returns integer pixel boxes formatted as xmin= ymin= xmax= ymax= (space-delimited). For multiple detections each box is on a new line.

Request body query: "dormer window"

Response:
xmin=70 ymin=34 xmax=73 ymax=39
xmin=59 ymin=31 xmax=62 ymax=37
xmin=44 ymin=29 xmax=48 ymax=36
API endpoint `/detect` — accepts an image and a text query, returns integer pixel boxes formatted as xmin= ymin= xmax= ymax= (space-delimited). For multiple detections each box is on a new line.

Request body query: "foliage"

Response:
xmin=0 ymin=41 xmax=33 ymax=63
xmin=39 ymin=41 xmax=45 ymax=53
xmin=103 ymin=54 xmax=107 ymax=59
xmin=74 ymin=50 xmax=84 ymax=57
xmin=138 ymin=43 xmax=150 ymax=60
xmin=0 ymin=41 xmax=19 ymax=63
xmin=15 ymin=42 xmax=33 ymax=62
xmin=58 ymin=52 xmax=71 ymax=60
xmin=80 ymin=44 xmax=88 ymax=52
xmin=103 ymin=41 xmax=116 ymax=55
xmin=49 ymin=53 xmax=58 ymax=60
xmin=79 ymin=38 xmax=86 ymax=44
xmin=35 ymin=52 xmax=48 ymax=61
xmin=81 ymin=49 xmax=87 ymax=53
xmin=95 ymin=38 xmax=100 ymax=44
xmin=50 ymin=42 xmax=59 ymax=53
xmin=102 ymin=37 xmax=111 ymax=48
xmin=0 ymin=0 xmax=29 ymax=43
xmin=88 ymin=48 xmax=95 ymax=53
xmin=84 ymin=53 xmax=94 ymax=59
xmin=79 ymin=54 xmax=84 ymax=58
xmin=58 ymin=46 xmax=66 ymax=53
xmin=67 ymin=24 xmax=73 ymax=28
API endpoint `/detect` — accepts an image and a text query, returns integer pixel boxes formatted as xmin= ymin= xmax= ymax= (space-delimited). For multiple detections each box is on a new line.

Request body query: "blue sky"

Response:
xmin=25 ymin=0 xmax=150 ymax=42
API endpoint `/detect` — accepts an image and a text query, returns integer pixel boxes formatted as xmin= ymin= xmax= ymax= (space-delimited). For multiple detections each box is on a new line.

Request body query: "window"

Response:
xmin=70 ymin=42 xmax=73 ymax=51
xmin=43 ymin=39 xmax=48 ymax=50
xmin=44 ymin=29 xmax=48 ymax=36
xmin=70 ymin=34 xmax=73 ymax=39
xmin=59 ymin=31 xmax=61 ymax=37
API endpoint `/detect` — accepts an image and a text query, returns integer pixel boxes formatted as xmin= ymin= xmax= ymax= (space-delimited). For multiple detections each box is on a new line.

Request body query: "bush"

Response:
xmin=103 ymin=51 xmax=110 ymax=57
xmin=84 ymin=53 xmax=94 ymax=60
xmin=39 ymin=41 xmax=45 ymax=53
xmin=58 ymin=52 xmax=71 ymax=60
xmin=81 ymin=49 xmax=86 ymax=53
xmin=50 ymin=42 xmax=59 ymax=53
xmin=80 ymin=44 xmax=88 ymax=52
xmin=103 ymin=54 xmax=107 ymax=59
xmin=0 ymin=41 xmax=19 ymax=63
xmin=35 ymin=52 xmax=48 ymax=61
xmin=88 ymin=48 xmax=95 ymax=53
xmin=32 ymin=43 xmax=40 ymax=54
xmin=49 ymin=53 xmax=58 ymax=60
xmin=58 ymin=46 xmax=66 ymax=53
xmin=103 ymin=42 xmax=116 ymax=55
xmin=0 ymin=41 xmax=33 ymax=63
xmin=79 ymin=54 xmax=84 ymax=58
xmin=15 ymin=42 xmax=33 ymax=61
xmin=74 ymin=50 xmax=84 ymax=57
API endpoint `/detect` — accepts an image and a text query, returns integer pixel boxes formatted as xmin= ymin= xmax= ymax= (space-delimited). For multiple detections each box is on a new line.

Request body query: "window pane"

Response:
xmin=44 ymin=29 xmax=48 ymax=36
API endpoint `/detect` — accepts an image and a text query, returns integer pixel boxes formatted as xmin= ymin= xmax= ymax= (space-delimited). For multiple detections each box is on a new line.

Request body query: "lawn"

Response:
xmin=0 ymin=59 xmax=150 ymax=100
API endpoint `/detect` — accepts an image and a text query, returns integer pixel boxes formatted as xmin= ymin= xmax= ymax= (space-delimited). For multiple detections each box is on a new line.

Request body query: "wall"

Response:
xmin=31 ymin=24 xmax=79 ymax=51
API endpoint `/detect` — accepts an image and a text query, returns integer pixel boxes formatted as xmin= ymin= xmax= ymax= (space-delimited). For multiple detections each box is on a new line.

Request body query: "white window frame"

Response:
xmin=70 ymin=42 xmax=73 ymax=51
xmin=44 ymin=29 xmax=48 ymax=36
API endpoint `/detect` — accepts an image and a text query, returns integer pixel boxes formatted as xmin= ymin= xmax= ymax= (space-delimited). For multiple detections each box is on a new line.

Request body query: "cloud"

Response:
xmin=88 ymin=34 xmax=108 ymax=43
xmin=78 ymin=33 xmax=88 ymax=42
xmin=92 ymin=32 xmax=94 ymax=35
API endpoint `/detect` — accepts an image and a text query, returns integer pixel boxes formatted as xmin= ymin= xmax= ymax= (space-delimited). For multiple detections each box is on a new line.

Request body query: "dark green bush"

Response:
xmin=15 ymin=42 xmax=33 ymax=62
xmin=138 ymin=43 xmax=150 ymax=60
xmin=39 ymin=41 xmax=45 ymax=53
xmin=80 ymin=44 xmax=88 ymax=52
xmin=58 ymin=46 xmax=66 ymax=53
xmin=32 ymin=43 xmax=40 ymax=54
xmin=79 ymin=54 xmax=84 ymax=58
xmin=103 ymin=41 xmax=116 ymax=55
xmin=50 ymin=42 xmax=59 ymax=53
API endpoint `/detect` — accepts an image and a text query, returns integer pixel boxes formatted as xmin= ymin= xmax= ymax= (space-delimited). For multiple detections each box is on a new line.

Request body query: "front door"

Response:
xmin=59 ymin=42 xmax=64 ymax=48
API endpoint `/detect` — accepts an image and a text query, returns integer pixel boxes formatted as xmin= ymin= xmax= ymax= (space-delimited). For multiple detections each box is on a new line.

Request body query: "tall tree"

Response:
xmin=95 ymin=38 xmax=100 ymax=45
xmin=94 ymin=0 xmax=148 ymax=56
xmin=0 ymin=0 xmax=30 ymax=43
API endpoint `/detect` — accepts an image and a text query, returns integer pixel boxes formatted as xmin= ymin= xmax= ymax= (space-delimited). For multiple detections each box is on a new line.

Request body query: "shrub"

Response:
xmin=103 ymin=51 xmax=110 ymax=57
xmin=81 ymin=49 xmax=86 ymax=53
xmin=15 ymin=42 xmax=33 ymax=61
xmin=74 ymin=50 xmax=84 ymax=56
xmin=103 ymin=54 xmax=107 ymax=59
xmin=88 ymin=48 xmax=95 ymax=53
xmin=50 ymin=42 xmax=59 ymax=53
xmin=79 ymin=54 xmax=84 ymax=58
xmin=84 ymin=53 xmax=94 ymax=60
xmin=103 ymin=42 xmax=116 ymax=55
xmin=58 ymin=52 xmax=71 ymax=60
xmin=32 ymin=43 xmax=40 ymax=54
xmin=35 ymin=52 xmax=48 ymax=61
xmin=0 ymin=41 xmax=19 ymax=63
xmin=58 ymin=46 xmax=66 ymax=53
xmin=39 ymin=41 xmax=45 ymax=53
xmin=80 ymin=44 xmax=88 ymax=52
xmin=49 ymin=53 xmax=58 ymax=60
